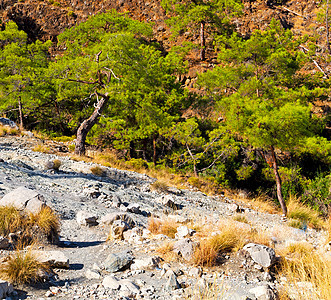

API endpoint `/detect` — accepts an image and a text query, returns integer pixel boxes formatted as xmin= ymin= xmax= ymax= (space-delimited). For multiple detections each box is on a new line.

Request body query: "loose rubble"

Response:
xmin=0 ymin=136 xmax=328 ymax=299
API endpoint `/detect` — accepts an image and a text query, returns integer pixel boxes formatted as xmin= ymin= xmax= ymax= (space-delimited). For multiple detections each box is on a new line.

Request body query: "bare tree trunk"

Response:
xmin=270 ymin=146 xmax=287 ymax=215
xmin=200 ymin=21 xmax=205 ymax=61
xmin=153 ymin=134 xmax=157 ymax=166
xmin=327 ymin=0 xmax=331 ymax=54
xmin=75 ymin=94 xmax=109 ymax=156
xmin=18 ymin=96 xmax=23 ymax=130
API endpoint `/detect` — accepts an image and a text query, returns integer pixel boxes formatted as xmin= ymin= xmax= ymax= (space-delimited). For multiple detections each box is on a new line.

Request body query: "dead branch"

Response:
xmin=279 ymin=7 xmax=308 ymax=19
xmin=299 ymin=45 xmax=329 ymax=79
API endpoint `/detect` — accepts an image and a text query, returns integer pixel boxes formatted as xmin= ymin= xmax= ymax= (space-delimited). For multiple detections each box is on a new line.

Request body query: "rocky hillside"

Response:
xmin=0 ymin=134 xmax=329 ymax=299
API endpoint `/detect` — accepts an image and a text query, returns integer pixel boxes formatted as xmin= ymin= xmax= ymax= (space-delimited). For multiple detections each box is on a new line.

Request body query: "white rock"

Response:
xmin=33 ymin=250 xmax=69 ymax=268
xmin=130 ymin=256 xmax=161 ymax=271
xmin=249 ymin=284 xmax=278 ymax=300
xmin=85 ymin=269 xmax=101 ymax=279
xmin=243 ymin=243 xmax=276 ymax=268
xmin=175 ymin=226 xmax=195 ymax=239
xmin=120 ymin=279 xmax=140 ymax=294
xmin=0 ymin=187 xmax=46 ymax=213
xmin=76 ymin=210 xmax=98 ymax=226
xmin=102 ymin=275 xmax=120 ymax=290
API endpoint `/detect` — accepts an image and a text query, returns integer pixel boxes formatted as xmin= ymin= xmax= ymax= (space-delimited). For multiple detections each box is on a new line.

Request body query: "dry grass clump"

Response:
xmin=30 ymin=206 xmax=60 ymax=243
xmin=278 ymin=242 xmax=331 ymax=299
xmin=52 ymin=159 xmax=61 ymax=171
xmin=186 ymin=278 xmax=226 ymax=300
xmin=0 ymin=206 xmax=60 ymax=244
xmin=287 ymin=198 xmax=324 ymax=229
xmin=232 ymin=214 xmax=249 ymax=224
xmin=32 ymin=144 xmax=52 ymax=154
xmin=90 ymin=165 xmax=106 ymax=176
xmin=0 ymin=125 xmax=19 ymax=137
xmin=147 ymin=217 xmax=180 ymax=238
xmin=150 ymin=180 xmax=169 ymax=193
xmin=0 ymin=250 xmax=50 ymax=284
xmin=327 ymin=214 xmax=331 ymax=243
xmin=0 ymin=206 xmax=24 ymax=236
xmin=156 ymin=241 xmax=178 ymax=262
xmin=193 ymin=228 xmax=243 ymax=267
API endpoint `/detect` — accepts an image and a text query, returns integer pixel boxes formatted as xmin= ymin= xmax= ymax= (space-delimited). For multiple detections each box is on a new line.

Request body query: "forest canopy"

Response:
xmin=0 ymin=9 xmax=330 ymax=215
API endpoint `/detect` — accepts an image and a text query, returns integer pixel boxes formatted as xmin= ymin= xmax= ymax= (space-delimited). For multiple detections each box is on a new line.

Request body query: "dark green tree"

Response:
xmin=0 ymin=21 xmax=52 ymax=129
xmin=199 ymin=20 xmax=330 ymax=215
xmin=161 ymin=0 xmax=242 ymax=60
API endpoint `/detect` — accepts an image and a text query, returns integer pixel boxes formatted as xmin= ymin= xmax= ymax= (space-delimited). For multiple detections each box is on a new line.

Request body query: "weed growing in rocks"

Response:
xmin=232 ymin=214 xmax=249 ymax=224
xmin=33 ymin=144 xmax=52 ymax=154
xmin=0 ymin=206 xmax=60 ymax=245
xmin=287 ymin=197 xmax=324 ymax=229
xmin=150 ymin=180 xmax=169 ymax=193
xmin=90 ymin=166 xmax=106 ymax=176
xmin=0 ymin=125 xmax=19 ymax=137
xmin=0 ymin=249 xmax=50 ymax=284
xmin=147 ymin=217 xmax=180 ymax=238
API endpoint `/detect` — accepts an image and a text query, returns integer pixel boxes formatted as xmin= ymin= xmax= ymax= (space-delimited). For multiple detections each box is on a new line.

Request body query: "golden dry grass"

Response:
xmin=150 ymin=180 xmax=169 ymax=193
xmin=90 ymin=165 xmax=106 ymax=176
xmin=32 ymin=144 xmax=52 ymax=154
xmin=287 ymin=198 xmax=324 ymax=229
xmin=156 ymin=241 xmax=179 ymax=262
xmin=232 ymin=214 xmax=249 ymax=224
xmin=277 ymin=242 xmax=331 ymax=299
xmin=0 ymin=249 xmax=50 ymax=284
xmin=147 ymin=217 xmax=180 ymax=239
xmin=186 ymin=278 xmax=226 ymax=300
xmin=52 ymin=159 xmax=62 ymax=171
xmin=0 ymin=125 xmax=19 ymax=137
xmin=0 ymin=206 xmax=60 ymax=244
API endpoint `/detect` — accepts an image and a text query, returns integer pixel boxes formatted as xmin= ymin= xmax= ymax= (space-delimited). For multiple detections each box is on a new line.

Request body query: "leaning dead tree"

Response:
xmin=70 ymin=51 xmax=120 ymax=156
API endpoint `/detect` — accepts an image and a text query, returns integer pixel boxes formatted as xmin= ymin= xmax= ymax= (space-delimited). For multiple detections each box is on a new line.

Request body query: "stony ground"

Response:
xmin=0 ymin=135 xmax=329 ymax=300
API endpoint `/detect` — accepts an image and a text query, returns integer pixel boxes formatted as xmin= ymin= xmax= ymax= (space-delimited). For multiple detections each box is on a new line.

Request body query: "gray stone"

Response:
xmin=102 ymin=275 xmax=120 ymax=290
xmin=0 ymin=236 xmax=10 ymax=250
xmin=173 ymin=238 xmax=195 ymax=261
xmin=165 ymin=272 xmax=181 ymax=291
xmin=76 ymin=210 xmax=98 ymax=226
xmin=104 ymin=251 xmax=134 ymax=273
xmin=130 ymin=256 xmax=162 ymax=271
xmin=249 ymin=284 xmax=278 ymax=300
xmin=0 ymin=280 xmax=13 ymax=298
xmin=125 ymin=203 xmax=141 ymax=214
xmin=0 ymin=187 xmax=46 ymax=214
xmin=0 ymin=118 xmax=17 ymax=128
xmin=243 ymin=243 xmax=276 ymax=268
xmin=33 ymin=250 xmax=69 ymax=269
xmin=85 ymin=269 xmax=101 ymax=280
xmin=120 ymin=280 xmax=140 ymax=294
xmin=100 ymin=212 xmax=135 ymax=228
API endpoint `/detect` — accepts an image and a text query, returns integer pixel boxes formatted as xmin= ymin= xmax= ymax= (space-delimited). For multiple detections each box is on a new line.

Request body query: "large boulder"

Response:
xmin=0 ymin=187 xmax=46 ymax=214
xmin=0 ymin=280 xmax=14 ymax=298
xmin=103 ymin=251 xmax=134 ymax=273
xmin=243 ymin=243 xmax=276 ymax=268
xmin=76 ymin=210 xmax=98 ymax=226
xmin=33 ymin=250 xmax=69 ymax=269
xmin=0 ymin=117 xmax=18 ymax=128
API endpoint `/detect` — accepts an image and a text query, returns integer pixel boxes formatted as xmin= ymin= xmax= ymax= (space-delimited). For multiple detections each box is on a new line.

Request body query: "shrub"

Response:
xmin=150 ymin=180 xmax=169 ymax=193
xmin=287 ymin=197 xmax=324 ymax=229
xmin=52 ymin=159 xmax=62 ymax=171
xmin=126 ymin=158 xmax=148 ymax=170
xmin=0 ymin=206 xmax=24 ymax=236
xmin=0 ymin=250 xmax=50 ymax=284
xmin=90 ymin=165 xmax=106 ymax=176
xmin=187 ymin=177 xmax=202 ymax=189
xmin=33 ymin=144 xmax=51 ymax=154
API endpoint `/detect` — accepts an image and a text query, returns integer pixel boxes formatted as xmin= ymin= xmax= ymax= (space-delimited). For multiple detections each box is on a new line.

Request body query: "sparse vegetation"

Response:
xmin=147 ymin=217 xmax=180 ymax=238
xmin=0 ymin=125 xmax=19 ymax=137
xmin=90 ymin=165 xmax=106 ymax=176
xmin=0 ymin=250 xmax=50 ymax=284
xmin=32 ymin=144 xmax=52 ymax=154
xmin=232 ymin=214 xmax=249 ymax=224
xmin=278 ymin=242 xmax=331 ymax=299
xmin=287 ymin=198 xmax=324 ymax=229
xmin=150 ymin=180 xmax=169 ymax=193
xmin=0 ymin=206 xmax=60 ymax=244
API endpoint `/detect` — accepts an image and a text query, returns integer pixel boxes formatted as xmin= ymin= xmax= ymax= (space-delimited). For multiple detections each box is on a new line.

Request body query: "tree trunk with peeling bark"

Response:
xmin=75 ymin=94 xmax=109 ymax=156
xmin=270 ymin=145 xmax=287 ymax=215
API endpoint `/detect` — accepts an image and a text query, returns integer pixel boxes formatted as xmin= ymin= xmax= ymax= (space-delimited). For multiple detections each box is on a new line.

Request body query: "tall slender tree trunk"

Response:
xmin=18 ymin=96 xmax=23 ymax=130
xmin=270 ymin=145 xmax=287 ymax=216
xmin=200 ymin=21 xmax=206 ymax=61
xmin=327 ymin=0 xmax=331 ymax=54
xmin=75 ymin=94 xmax=109 ymax=156
xmin=153 ymin=134 xmax=157 ymax=166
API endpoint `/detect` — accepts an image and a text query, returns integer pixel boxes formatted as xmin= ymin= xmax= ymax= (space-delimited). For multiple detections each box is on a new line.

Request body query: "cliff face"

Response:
xmin=0 ymin=0 xmax=322 ymax=48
